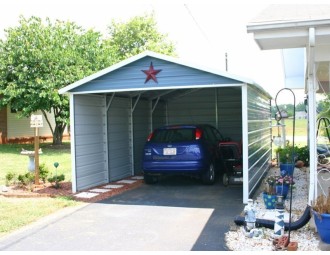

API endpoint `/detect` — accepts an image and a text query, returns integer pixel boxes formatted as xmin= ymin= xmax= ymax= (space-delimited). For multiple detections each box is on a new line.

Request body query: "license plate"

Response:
xmin=234 ymin=177 xmax=243 ymax=182
xmin=163 ymin=148 xmax=177 ymax=155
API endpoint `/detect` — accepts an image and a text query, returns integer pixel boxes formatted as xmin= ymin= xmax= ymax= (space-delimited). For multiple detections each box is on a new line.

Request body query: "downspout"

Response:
xmin=307 ymin=27 xmax=318 ymax=204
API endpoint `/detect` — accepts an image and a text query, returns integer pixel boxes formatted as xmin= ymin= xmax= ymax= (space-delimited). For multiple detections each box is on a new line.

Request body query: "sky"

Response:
xmin=0 ymin=0 xmax=326 ymax=103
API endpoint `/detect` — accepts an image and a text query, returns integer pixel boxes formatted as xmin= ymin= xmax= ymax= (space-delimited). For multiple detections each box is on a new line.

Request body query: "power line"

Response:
xmin=184 ymin=4 xmax=212 ymax=45
xmin=184 ymin=4 xmax=228 ymax=71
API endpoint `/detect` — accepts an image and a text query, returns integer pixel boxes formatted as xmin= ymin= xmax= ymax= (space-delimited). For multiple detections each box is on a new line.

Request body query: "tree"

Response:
xmin=0 ymin=16 xmax=112 ymax=145
xmin=105 ymin=13 xmax=176 ymax=61
xmin=0 ymin=14 xmax=176 ymax=145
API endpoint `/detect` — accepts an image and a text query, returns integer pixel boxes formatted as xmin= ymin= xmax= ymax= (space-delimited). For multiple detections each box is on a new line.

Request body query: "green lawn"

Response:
xmin=0 ymin=196 xmax=80 ymax=238
xmin=272 ymin=118 xmax=308 ymax=147
xmin=0 ymin=142 xmax=72 ymax=185
xmin=0 ymin=142 xmax=80 ymax=237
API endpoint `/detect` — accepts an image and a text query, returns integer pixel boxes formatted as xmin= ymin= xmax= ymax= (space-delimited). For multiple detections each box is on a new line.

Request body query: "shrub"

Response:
xmin=17 ymin=172 xmax=35 ymax=191
xmin=39 ymin=163 xmax=49 ymax=183
xmin=296 ymin=145 xmax=309 ymax=166
xmin=18 ymin=172 xmax=34 ymax=185
xmin=5 ymin=172 xmax=16 ymax=186
xmin=276 ymin=144 xmax=297 ymax=164
xmin=48 ymin=174 xmax=65 ymax=189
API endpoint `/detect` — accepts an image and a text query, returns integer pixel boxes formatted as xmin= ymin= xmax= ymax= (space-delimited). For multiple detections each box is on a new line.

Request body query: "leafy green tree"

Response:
xmin=0 ymin=14 xmax=176 ymax=145
xmin=0 ymin=16 xmax=112 ymax=145
xmin=106 ymin=13 xmax=176 ymax=61
xmin=296 ymin=102 xmax=306 ymax=112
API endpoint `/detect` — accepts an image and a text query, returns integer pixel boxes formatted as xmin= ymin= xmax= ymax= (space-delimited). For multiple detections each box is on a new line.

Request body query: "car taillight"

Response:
xmin=195 ymin=128 xmax=202 ymax=140
xmin=147 ymin=132 xmax=154 ymax=141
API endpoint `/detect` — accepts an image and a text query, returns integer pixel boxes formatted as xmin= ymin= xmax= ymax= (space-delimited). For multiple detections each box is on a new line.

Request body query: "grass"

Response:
xmin=0 ymin=196 xmax=80 ymax=238
xmin=0 ymin=142 xmax=79 ymax=237
xmin=272 ymin=118 xmax=308 ymax=146
xmin=0 ymin=142 xmax=72 ymax=185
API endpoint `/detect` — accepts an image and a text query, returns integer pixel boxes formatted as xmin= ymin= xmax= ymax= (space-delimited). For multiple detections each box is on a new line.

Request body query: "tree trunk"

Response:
xmin=52 ymin=123 xmax=66 ymax=145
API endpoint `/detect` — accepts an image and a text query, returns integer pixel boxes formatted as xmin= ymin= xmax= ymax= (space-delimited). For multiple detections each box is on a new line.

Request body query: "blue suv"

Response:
xmin=142 ymin=124 xmax=224 ymax=184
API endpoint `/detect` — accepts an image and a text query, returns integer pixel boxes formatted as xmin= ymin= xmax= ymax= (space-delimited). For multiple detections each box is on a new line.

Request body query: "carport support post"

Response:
xmin=34 ymin=127 xmax=40 ymax=185
xmin=242 ymin=84 xmax=249 ymax=204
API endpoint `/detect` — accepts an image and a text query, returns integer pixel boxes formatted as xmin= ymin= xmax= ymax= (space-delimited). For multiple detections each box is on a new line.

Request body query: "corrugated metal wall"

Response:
xmin=167 ymin=89 xmax=217 ymax=126
xmin=247 ymin=86 xmax=272 ymax=196
xmin=217 ymin=87 xmax=242 ymax=141
xmin=165 ymin=87 xmax=242 ymax=142
xmin=74 ymin=95 xmax=107 ymax=191
xmin=133 ymin=99 xmax=150 ymax=175
xmin=107 ymin=97 xmax=132 ymax=181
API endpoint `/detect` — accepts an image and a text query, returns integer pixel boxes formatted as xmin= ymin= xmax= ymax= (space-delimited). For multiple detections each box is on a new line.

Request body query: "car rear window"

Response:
xmin=150 ymin=128 xmax=196 ymax=143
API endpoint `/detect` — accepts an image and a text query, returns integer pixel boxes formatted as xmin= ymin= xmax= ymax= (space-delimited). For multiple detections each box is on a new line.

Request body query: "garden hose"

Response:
xmin=234 ymin=205 xmax=311 ymax=231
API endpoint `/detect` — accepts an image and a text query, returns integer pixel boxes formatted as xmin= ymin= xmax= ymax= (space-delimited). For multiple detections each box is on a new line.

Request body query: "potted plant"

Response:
xmin=275 ymin=144 xmax=296 ymax=176
xmin=311 ymin=191 xmax=330 ymax=244
xmin=263 ymin=175 xmax=277 ymax=209
xmin=274 ymin=175 xmax=295 ymax=199
xmin=296 ymin=145 xmax=310 ymax=167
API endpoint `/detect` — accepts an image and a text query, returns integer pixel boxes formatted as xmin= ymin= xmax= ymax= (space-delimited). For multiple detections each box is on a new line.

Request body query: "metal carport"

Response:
xmin=59 ymin=51 xmax=272 ymax=203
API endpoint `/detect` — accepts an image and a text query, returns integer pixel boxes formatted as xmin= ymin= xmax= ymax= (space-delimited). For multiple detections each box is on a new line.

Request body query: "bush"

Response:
xmin=48 ymin=174 xmax=65 ymax=189
xmin=276 ymin=144 xmax=297 ymax=164
xmin=39 ymin=163 xmax=49 ymax=183
xmin=17 ymin=172 xmax=35 ymax=191
xmin=5 ymin=172 xmax=16 ymax=186
xmin=296 ymin=145 xmax=309 ymax=166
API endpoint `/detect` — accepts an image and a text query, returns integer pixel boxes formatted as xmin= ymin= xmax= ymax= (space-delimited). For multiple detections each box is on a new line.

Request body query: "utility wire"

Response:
xmin=184 ymin=4 xmax=212 ymax=46
xmin=184 ymin=4 xmax=228 ymax=71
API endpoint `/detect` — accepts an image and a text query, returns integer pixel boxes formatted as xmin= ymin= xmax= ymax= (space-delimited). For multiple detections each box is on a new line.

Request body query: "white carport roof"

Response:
xmin=247 ymin=4 xmax=330 ymax=204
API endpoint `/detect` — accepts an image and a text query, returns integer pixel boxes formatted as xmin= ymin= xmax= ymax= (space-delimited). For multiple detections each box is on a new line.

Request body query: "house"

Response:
xmin=0 ymin=105 xmax=69 ymax=144
xmin=247 ymin=4 xmax=330 ymax=203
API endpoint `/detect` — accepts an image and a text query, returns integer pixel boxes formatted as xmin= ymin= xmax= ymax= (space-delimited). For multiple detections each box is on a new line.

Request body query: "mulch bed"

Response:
xmin=1 ymin=178 xmax=144 ymax=203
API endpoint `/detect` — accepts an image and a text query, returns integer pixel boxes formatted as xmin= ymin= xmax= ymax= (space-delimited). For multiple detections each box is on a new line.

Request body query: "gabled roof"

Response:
xmin=59 ymin=51 xmax=267 ymax=96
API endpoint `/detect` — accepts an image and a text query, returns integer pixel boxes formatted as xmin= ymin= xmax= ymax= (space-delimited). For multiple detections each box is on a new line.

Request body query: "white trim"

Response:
xmin=241 ymin=84 xmax=249 ymax=204
xmin=247 ymin=19 xmax=330 ymax=33
xmin=59 ymin=51 xmax=259 ymax=94
xmin=70 ymin=94 xmax=77 ymax=193
xmin=62 ymin=83 xmax=245 ymax=95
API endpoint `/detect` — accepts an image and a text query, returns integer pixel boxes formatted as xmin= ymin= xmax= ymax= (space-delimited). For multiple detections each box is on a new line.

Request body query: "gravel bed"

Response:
xmin=225 ymin=166 xmax=321 ymax=251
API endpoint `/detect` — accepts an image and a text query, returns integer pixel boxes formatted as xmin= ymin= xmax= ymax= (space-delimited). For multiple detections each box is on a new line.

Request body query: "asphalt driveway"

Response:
xmin=0 ymin=176 xmax=244 ymax=251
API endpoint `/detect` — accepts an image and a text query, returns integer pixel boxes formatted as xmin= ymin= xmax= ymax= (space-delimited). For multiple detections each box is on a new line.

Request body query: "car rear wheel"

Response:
xmin=202 ymin=163 xmax=215 ymax=185
xmin=222 ymin=173 xmax=229 ymax=186
xmin=144 ymin=174 xmax=158 ymax=184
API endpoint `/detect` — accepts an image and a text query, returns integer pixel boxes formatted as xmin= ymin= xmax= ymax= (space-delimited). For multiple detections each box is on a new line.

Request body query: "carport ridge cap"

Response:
xmin=58 ymin=50 xmax=261 ymax=95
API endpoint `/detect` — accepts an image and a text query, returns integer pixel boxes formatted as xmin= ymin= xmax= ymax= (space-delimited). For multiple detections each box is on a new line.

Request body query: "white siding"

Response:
xmin=7 ymin=107 xmax=57 ymax=138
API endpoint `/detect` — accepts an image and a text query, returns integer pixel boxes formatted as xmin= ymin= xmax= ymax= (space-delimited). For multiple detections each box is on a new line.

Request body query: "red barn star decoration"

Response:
xmin=142 ymin=62 xmax=162 ymax=84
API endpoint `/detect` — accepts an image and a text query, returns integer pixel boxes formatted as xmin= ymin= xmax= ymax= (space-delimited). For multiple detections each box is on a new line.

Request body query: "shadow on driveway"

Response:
xmin=0 ymin=176 xmax=244 ymax=251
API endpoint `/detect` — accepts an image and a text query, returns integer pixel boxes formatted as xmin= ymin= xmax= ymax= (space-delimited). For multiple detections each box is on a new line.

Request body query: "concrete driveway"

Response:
xmin=0 ymin=176 xmax=244 ymax=251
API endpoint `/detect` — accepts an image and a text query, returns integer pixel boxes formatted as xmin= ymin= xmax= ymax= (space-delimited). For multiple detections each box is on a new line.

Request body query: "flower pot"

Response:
xmin=263 ymin=192 xmax=276 ymax=209
xmin=313 ymin=211 xmax=330 ymax=244
xmin=280 ymin=163 xmax=295 ymax=176
xmin=275 ymin=185 xmax=290 ymax=199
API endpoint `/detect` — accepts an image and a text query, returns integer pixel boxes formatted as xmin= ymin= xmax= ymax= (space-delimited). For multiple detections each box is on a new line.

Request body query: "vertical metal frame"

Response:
xmin=70 ymin=94 xmax=77 ymax=193
xmin=241 ymin=84 xmax=249 ymax=203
